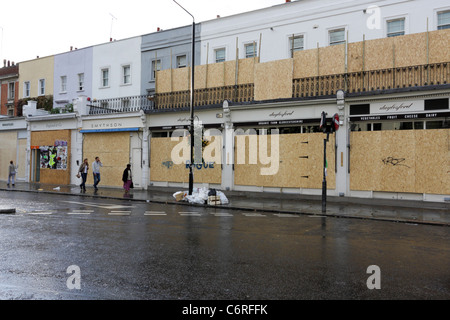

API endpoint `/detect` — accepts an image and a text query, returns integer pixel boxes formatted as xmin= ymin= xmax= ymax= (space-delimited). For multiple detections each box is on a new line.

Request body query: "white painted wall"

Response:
xmin=200 ymin=0 xmax=450 ymax=64
xmin=92 ymin=36 xmax=142 ymax=100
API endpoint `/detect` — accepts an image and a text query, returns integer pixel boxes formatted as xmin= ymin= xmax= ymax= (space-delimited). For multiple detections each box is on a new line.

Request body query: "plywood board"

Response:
xmin=83 ymin=132 xmax=130 ymax=187
xmin=254 ymin=59 xmax=293 ymax=101
xmin=155 ymin=69 xmax=172 ymax=93
xmin=364 ymin=37 xmax=394 ymax=71
xmin=150 ymin=136 xmax=222 ymax=184
xmin=171 ymin=67 xmax=190 ymax=92
xmin=0 ymin=131 xmax=18 ymax=180
xmin=237 ymin=58 xmax=257 ymax=84
xmin=293 ymin=49 xmax=318 ymax=78
xmin=319 ymin=44 xmax=346 ymax=75
xmin=234 ymin=133 xmax=335 ymax=189
xmin=30 ymin=130 xmax=72 ymax=185
xmin=394 ymin=33 xmax=427 ymax=68
xmin=350 ymin=129 xmax=450 ymax=195
xmin=347 ymin=42 xmax=364 ymax=73
xmin=428 ymin=29 xmax=450 ymax=64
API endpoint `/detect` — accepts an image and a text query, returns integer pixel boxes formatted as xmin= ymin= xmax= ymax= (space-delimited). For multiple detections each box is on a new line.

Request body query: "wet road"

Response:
xmin=0 ymin=191 xmax=449 ymax=300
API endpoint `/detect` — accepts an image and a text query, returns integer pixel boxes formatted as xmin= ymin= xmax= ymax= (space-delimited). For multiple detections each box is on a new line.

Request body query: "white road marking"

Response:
xmin=179 ymin=212 xmax=202 ymax=216
xmin=243 ymin=213 xmax=266 ymax=217
xmin=29 ymin=212 xmax=53 ymax=215
xmin=144 ymin=211 xmax=167 ymax=216
xmin=213 ymin=213 xmax=233 ymax=217
xmin=274 ymin=213 xmax=299 ymax=218
xmin=61 ymin=201 xmax=134 ymax=210
xmin=108 ymin=211 xmax=131 ymax=216
xmin=68 ymin=211 xmax=92 ymax=215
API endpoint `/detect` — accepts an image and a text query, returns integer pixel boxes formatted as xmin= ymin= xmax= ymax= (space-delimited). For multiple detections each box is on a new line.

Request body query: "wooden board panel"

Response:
xmin=350 ymin=129 xmax=450 ymax=195
xmin=0 ymin=131 xmax=18 ymax=180
xmin=428 ymin=29 xmax=450 ymax=64
xmin=347 ymin=42 xmax=364 ymax=73
xmin=234 ymin=133 xmax=335 ymax=189
xmin=150 ymin=136 xmax=222 ymax=184
xmin=293 ymin=49 xmax=318 ymax=78
xmin=319 ymin=44 xmax=346 ymax=75
xmin=254 ymin=59 xmax=293 ymax=101
xmin=83 ymin=132 xmax=130 ymax=187
xmin=364 ymin=37 xmax=394 ymax=71
xmin=30 ymin=130 xmax=72 ymax=185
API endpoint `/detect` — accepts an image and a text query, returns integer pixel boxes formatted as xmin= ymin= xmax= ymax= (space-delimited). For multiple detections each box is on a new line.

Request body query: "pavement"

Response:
xmin=0 ymin=181 xmax=449 ymax=226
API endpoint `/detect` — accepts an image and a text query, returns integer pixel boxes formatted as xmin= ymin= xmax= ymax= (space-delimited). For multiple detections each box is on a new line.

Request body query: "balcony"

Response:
xmin=154 ymin=83 xmax=254 ymax=109
xmin=293 ymin=62 xmax=449 ymax=98
xmin=87 ymin=62 xmax=448 ymax=115
xmin=88 ymin=95 xmax=155 ymax=115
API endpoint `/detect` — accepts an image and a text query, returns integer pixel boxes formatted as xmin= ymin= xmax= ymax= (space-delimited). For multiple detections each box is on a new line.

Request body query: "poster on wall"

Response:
xmin=39 ymin=141 xmax=68 ymax=170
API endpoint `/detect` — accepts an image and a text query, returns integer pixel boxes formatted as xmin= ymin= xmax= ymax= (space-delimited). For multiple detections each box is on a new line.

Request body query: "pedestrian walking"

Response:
xmin=78 ymin=158 xmax=89 ymax=192
xmin=122 ymin=164 xmax=133 ymax=194
xmin=92 ymin=156 xmax=103 ymax=190
xmin=7 ymin=160 xmax=17 ymax=187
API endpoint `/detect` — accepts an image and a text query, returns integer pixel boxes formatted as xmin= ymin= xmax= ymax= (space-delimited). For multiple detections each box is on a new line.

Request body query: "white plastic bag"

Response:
xmin=216 ymin=191 xmax=229 ymax=204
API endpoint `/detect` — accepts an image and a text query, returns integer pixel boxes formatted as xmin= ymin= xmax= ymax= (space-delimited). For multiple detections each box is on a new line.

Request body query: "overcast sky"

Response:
xmin=0 ymin=0 xmax=284 ymax=64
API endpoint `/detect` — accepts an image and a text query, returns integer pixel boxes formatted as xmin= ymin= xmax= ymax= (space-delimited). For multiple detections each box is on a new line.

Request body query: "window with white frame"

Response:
xmin=387 ymin=18 xmax=405 ymax=37
xmin=60 ymin=76 xmax=67 ymax=93
xmin=24 ymin=81 xmax=30 ymax=98
xmin=8 ymin=82 xmax=15 ymax=100
xmin=151 ymin=59 xmax=161 ymax=80
xmin=122 ymin=65 xmax=131 ymax=85
xmin=38 ymin=79 xmax=45 ymax=96
xmin=437 ymin=10 xmax=450 ymax=30
xmin=289 ymin=35 xmax=304 ymax=57
xmin=78 ymin=73 xmax=84 ymax=91
xmin=215 ymin=48 xmax=226 ymax=63
xmin=177 ymin=55 xmax=187 ymax=68
xmin=101 ymin=68 xmax=109 ymax=87
xmin=329 ymin=28 xmax=346 ymax=46
xmin=245 ymin=43 xmax=257 ymax=58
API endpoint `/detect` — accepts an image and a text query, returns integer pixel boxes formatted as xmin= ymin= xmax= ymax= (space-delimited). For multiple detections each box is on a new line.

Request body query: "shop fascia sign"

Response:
xmin=370 ymin=100 xmax=424 ymax=114
xmin=83 ymin=117 xmax=142 ymax=130
xmin=0 ymin=119 xmax=26 ymax=130
xmin=30 ymin=119 xmax=77 ymax=131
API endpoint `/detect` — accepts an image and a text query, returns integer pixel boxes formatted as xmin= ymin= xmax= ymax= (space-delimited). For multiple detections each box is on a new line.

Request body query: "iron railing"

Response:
xmin=88 ymin=95 xmax=155 ymax=115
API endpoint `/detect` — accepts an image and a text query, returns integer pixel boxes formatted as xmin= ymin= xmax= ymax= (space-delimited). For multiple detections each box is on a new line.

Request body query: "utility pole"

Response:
xmin=173 ymin=0 xmax=195 ymax=195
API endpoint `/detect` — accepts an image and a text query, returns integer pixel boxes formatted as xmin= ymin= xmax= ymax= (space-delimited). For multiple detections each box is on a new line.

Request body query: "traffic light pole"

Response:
xmin=322 ymin=132 xmax=329 ymax=213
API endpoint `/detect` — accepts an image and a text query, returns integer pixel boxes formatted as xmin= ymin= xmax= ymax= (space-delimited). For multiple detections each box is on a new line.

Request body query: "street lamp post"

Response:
xmin=173 ymin=0 xmax=195 ymax=195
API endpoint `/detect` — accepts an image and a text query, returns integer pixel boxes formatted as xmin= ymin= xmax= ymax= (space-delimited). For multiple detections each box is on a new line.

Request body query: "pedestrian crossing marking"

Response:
xmin=108 ymin=211 xmax=131 ymax=216
xmin=213 ymin=213 xmax=233 ymax=217
xmin=274 ymin=213 xmax=299 ymax=218
xmin=243 ymin=213 xmax=266 ymax=217
xmin=62 ymin=201 xmax=134 ymax=210
xmin=179 ymin=212 xmax=202 ymax=216
xmin=144 ymin=211 xmax=167 ymax=216
xmin=29 ymin=211 xmax=53 ymax=215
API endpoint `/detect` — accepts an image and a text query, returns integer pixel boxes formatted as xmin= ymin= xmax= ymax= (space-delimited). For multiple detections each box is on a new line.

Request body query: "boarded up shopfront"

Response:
xmin=234 ymin=133 xmax=336 ymax=189
xmin=150 ymin=136 xmax=222 ymax=185
xmin=350 ymin=129 xmax=450 ymax=195
xmin=82 ymin=132 xmax=131 ymax=187
xmin=0 ymin=125 xmax=27 ymax=182
xmin=30 ymin=130 xmax=71 ymax=185
xmin=81 ymin=116 xmax=144 ymax=188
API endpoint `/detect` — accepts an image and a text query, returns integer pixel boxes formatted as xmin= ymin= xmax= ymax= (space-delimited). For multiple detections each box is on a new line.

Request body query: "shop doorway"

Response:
xmin=31 ymin=148 xmax=40 ymax=182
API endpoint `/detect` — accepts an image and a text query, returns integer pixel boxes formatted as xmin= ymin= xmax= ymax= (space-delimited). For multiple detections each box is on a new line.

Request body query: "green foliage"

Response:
xmin=17 ymin=95 xmax=54 ymax=112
